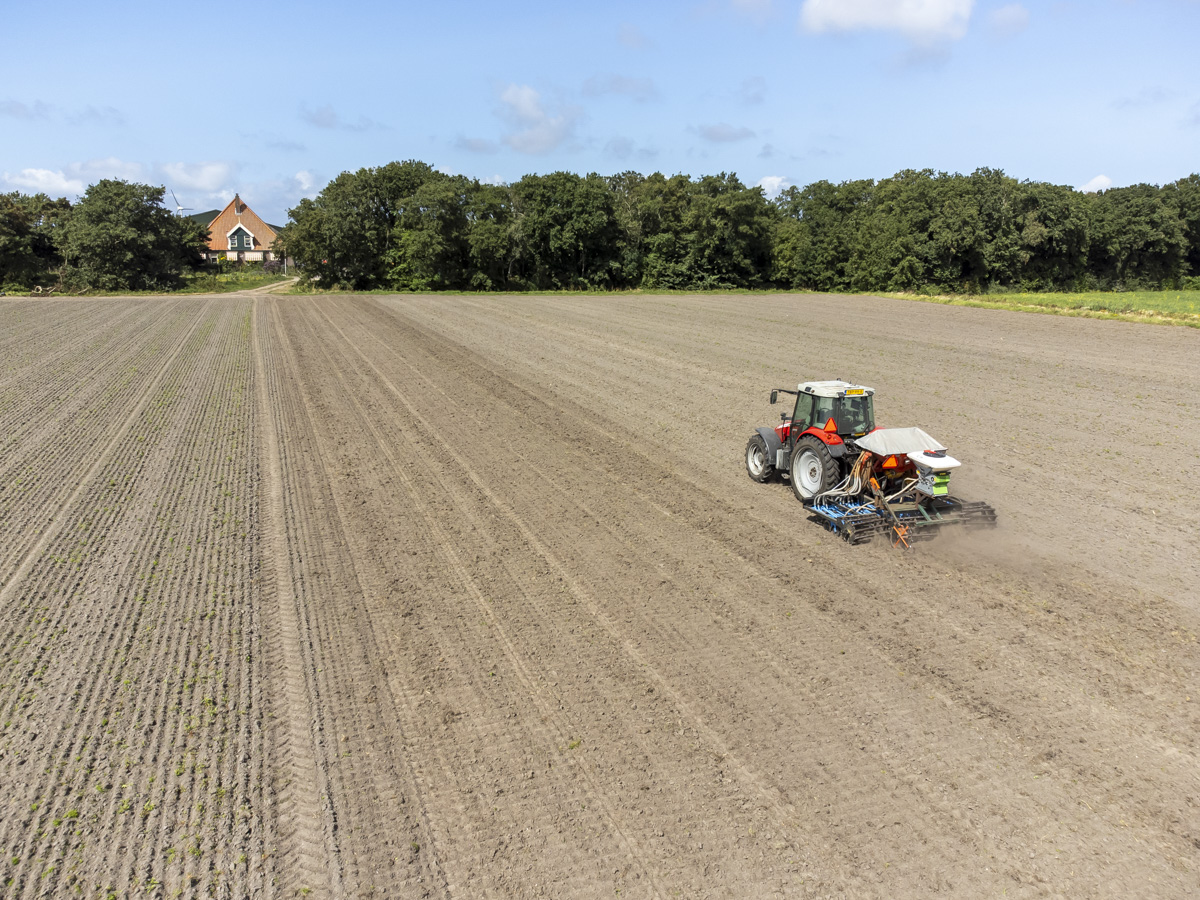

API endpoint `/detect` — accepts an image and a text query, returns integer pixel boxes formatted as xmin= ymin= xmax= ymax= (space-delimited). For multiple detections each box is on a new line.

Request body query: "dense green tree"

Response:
xmin=848 ymin=170 xmax=939 ymax=291
xmin=59 ymin=180 xmax=205 ymax=291
xmin=0 ymin=192 xmax=70 ymax=288
xmin=277 ymin=160 xmax=442 ymax=289
xmin=385 ymin=175 xmax=474 ymax=290
xmin=679 ymin=173 xmax=775 ymax=289
xmin=1014 ymin=181 xmax=1090 ymax=290
xmin=1166 ymin=174 xmax=1200 ymax=276
xmin=624 ymin=172 xmax=776 ymax=290
xmin=1089 ymin=184 xmax=1188 ymax=287
xmin=960 ymin=168 xmax=1024 ymax=287
xmin=606 ymin=170 xmax=650 ymax=284
xmin=632 ymin=172 xmax=695 ymax=288
xmin=772 ymin=179 xmax=874 ymax=291
xmin=465 ymin=182 xmax=517 ymax=290
xmin=508 ymin=172 xmax=620 ymax=289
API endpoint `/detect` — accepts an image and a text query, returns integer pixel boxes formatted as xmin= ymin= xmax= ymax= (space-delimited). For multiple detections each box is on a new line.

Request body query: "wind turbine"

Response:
xmin=170 ymin=190 xmax=193 ymax=216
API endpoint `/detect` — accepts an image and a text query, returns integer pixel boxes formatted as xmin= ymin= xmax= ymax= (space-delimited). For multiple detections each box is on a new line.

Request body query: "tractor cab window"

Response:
xmin=839 ymin=396 xmax=875 ymax=436
xmin=792 ymin=392 xmax=813 ymax=429
xmin=813 ymin=396 xmax=836 ymax=429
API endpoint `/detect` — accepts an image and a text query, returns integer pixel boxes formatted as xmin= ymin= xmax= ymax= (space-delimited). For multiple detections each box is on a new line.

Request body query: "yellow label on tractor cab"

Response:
xmin=844 ymin=388 xmax=864 ymax=395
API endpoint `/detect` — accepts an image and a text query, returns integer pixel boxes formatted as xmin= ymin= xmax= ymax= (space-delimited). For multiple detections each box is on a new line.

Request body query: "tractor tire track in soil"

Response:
xmin=1 ymin=292 xmax=1197 ymax=898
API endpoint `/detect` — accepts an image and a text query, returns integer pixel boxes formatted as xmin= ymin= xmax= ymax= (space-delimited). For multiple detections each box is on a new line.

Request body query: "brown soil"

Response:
xmin=1 ymin=291 xmax=1196 ymax=899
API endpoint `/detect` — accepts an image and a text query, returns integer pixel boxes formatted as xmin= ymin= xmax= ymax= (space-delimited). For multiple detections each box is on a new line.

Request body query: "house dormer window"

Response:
xmin=228 ymin=226 xmax=254 ymax=250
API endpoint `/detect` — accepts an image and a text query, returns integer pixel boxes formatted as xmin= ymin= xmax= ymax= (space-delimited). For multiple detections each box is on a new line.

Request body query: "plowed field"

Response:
xmin=1 ymin=292 xmax=1197 ymax=899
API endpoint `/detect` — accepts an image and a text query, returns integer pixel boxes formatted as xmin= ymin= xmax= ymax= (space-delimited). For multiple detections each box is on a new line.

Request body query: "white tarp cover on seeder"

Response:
xmin=855 ymin=427 xmax=945 ymax=456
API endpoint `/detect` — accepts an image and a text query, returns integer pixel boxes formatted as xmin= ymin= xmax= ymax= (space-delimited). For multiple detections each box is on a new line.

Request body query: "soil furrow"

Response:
xmin=295 ymin=297 xmax=672 ymax=897
xmin=0 ymin=301 xmax=200 ymax=596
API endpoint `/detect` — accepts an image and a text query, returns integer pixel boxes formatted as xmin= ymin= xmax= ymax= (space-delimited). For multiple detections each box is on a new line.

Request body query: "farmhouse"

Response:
xmin=189 ymin=195 xmax=283 ymax=264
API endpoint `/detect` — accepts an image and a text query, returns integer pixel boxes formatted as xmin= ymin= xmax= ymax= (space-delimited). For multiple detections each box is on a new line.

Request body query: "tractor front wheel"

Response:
xmin=790 ymin=436 xmax=839 ymax=502
xmin=745 ymin=434 xmax=776 ymax=483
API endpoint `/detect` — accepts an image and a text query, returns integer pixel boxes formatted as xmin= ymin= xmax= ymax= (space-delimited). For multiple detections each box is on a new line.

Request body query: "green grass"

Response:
xmin=1 ymin=272 xmax=290 ymax=297
xmin=176 ymin=272 xmax=290 ymax=294
xmin=891 ymin=289 xmax=1200 ymax=326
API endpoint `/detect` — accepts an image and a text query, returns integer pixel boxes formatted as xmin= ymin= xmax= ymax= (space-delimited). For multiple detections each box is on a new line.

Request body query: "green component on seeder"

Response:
xmin=930 ymin=472 xmax=951 ymax=497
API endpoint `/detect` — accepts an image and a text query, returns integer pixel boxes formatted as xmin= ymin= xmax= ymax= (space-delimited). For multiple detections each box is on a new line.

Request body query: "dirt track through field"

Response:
xmin=1 ymin=292 xmax=1197 ymax=898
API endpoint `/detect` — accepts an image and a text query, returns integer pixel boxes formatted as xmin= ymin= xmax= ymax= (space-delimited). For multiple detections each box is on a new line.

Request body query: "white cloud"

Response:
xmin=295 ymin=170 xmax=315 ymax=192
xmin=756 ymin=175 xmax=792 ymax=197
xmin=988 ymin=3 xmax=1028 ymax=37
xmin=501 ymin=85 xmax=543 ymax=122
xmin=3 ymin=168 xmax=85 ymax=196
xmin=74 ymin=157 xmax=145 ymax=181
xmin=3 ymin=157 xmax=152 ymax=196
xmin=800 ymin=0 xmax=974 ymax=43
xmin=697 ymin=122 xmax=756 ymax=142
xmin=160 ymin=161 xmax=233 ymax=192
xmin=1078 ymin=175 xmax=1112 ymax=193
xmin=497 ymin=84 xmax=579 ymax=154
xmin=583 ymin=74 xmax=658 ymax=102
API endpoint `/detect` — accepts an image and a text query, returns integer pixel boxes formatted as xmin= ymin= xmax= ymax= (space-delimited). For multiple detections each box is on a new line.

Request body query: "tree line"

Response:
xmin=0 ymin=181 xmax=208 ymax=292
xmin=3 ymin=165 xmax=1199 ymax=294
xmin=276 ymin=161 xmax=1200 ymax=293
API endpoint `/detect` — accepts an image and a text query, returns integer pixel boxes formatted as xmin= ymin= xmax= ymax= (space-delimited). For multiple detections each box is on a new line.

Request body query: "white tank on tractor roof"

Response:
xmin=797 ymin=380 xmax=875 ymax=397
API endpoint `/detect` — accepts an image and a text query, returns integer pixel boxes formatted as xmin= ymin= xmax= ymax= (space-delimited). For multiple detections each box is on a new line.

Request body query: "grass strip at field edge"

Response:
xmin=883 ymin=291 xmax=1200 ymax=328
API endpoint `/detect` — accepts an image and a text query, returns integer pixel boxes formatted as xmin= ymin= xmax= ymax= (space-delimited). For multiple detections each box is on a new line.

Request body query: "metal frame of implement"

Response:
xmin=809 ymin=492 xmax=998 ymax=546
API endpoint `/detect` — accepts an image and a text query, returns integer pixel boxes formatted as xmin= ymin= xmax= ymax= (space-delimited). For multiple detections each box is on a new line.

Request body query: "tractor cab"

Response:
xmin=771 ymin=380 xmax=875 ymax=441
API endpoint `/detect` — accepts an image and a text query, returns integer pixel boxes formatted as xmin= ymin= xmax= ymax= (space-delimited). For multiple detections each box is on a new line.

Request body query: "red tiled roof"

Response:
xmin=202 ymin=195 xmax=277 ymax=252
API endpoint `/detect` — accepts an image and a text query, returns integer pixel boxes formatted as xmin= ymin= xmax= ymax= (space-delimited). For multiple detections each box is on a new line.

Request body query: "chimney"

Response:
xmin=234 ymin=194 xmax=244 ymax=216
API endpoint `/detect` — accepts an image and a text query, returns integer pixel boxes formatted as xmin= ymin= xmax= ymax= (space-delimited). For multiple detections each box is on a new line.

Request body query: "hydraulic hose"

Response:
xmin=815 ymin=451 xmax=873 ymax=502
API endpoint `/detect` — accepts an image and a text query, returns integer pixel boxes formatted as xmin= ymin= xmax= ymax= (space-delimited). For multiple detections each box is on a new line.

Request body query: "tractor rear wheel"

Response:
xmin=790 ymin=436 xmax=839 ymax=502
xmin=745 ymin=434 xmax=776 ymax=483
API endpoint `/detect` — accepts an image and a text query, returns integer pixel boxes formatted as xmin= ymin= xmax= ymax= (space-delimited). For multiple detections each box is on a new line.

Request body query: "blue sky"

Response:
xmin=2 ymin=0 xmax=1198 ymax=224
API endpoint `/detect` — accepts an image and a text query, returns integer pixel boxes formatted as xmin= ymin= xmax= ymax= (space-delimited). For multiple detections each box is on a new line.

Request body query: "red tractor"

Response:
xmin=745 ymin=380 xmax=996 ymax=545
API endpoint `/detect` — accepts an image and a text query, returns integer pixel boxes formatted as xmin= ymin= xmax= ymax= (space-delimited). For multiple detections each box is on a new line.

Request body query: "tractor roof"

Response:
xmin=798 ymin=380 xmax=875 ymax=398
